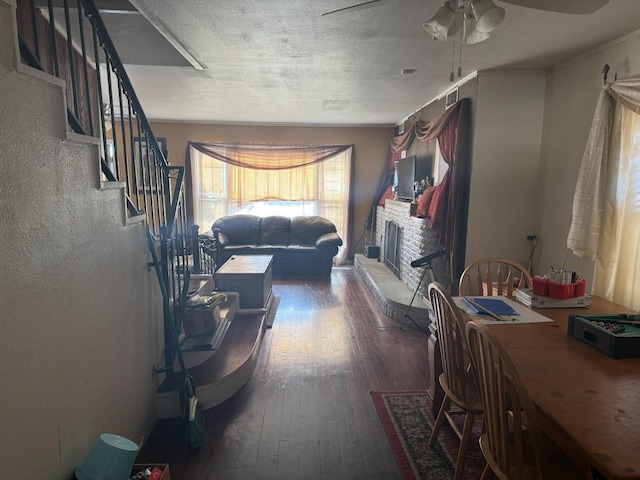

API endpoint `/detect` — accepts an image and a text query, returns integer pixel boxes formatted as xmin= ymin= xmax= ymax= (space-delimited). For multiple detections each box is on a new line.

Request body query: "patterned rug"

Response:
xmin=371 ymin=390 xmax=486 ymax=480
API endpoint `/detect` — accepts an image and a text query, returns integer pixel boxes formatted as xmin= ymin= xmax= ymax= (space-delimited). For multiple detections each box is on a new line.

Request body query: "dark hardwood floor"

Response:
xmin=137 ymin=266 xmax=432 ymax=479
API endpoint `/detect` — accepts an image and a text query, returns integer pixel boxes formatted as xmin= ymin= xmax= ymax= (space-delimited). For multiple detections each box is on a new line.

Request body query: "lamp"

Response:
xmin=423 ymin=1 xmax=457 ymax=41
xmin=425 ymin=0 xmax=506 ymax=79
xmin=75 ymin=433 xmax=139 ymax=480
xmin=471 ymin=0 xmax=505 ymax=33
xmin=462 ymin=4 xmax=490 ymax=44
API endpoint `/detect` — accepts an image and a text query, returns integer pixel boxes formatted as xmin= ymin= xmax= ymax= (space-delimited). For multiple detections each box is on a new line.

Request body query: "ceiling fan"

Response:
xmin=322 ymin=0 xmax=610 ymax=17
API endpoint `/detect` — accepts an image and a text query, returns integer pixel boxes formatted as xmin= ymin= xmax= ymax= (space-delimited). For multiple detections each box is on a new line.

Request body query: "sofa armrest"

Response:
xmin=216 ymin=231 xmax=231 ymax=248
xmin=316 ymin=232 xmax=343 ymax=249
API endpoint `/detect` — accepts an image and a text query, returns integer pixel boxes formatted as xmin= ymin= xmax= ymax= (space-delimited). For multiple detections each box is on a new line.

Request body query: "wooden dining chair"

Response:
xmin=465 ymin=321 xmax=584 ymax=480
xmin=427 ymin=282 xmax=483 ymax=480
xmin=459 ymin=257 xmax=532 ymax=297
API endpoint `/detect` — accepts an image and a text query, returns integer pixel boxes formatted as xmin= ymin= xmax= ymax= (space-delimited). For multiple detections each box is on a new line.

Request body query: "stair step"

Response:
xmin=188 ymin=312 xmax=264 ymax=386
xmin=155 ymin=302 xmax=266 ymax=418
xmin=188 ymin=274 xmax=214 ymax=296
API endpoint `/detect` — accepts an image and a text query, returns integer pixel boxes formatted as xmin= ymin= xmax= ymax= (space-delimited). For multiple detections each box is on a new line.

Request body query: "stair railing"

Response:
xmin=16 ymin=0 xmax=168 ymax=227
xmin=14 ymin=0 xmax=216 ymax=378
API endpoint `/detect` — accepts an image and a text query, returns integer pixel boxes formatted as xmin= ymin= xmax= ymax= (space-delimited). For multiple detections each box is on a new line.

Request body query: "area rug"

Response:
xmin=371 ymin=390 xmax=485 ymax=480
xmin=265 ymin=296 xmax=281 ymax=328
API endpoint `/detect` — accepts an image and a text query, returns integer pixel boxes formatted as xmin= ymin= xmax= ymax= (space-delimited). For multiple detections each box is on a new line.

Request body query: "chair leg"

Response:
xmin=453 ymin=411 xmax=476 ymax=480
xmin=480 ymin=464 xmax=493 ymax=480
xmin=428 ymin=396 xmax=451 ymax=447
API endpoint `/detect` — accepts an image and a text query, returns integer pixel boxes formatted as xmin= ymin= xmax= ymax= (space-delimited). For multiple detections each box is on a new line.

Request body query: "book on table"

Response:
xmin=516 ymin=289 xmax=592 ymax=308
xmin=462 ymin=297 xmax=519 ymax=316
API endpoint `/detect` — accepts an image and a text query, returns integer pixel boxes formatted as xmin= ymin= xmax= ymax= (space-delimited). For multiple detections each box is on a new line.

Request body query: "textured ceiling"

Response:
xmin=100 ymin=0 xmax=640 ymax=126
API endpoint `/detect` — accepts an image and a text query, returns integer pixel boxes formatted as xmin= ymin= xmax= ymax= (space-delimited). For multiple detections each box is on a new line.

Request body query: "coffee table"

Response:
xmin=215 ymin=255 xmax=273 ymax=311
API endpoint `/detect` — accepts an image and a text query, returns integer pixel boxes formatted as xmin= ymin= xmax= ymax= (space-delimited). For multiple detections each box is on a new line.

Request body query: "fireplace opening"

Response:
xmin=385 ymin=221 xmax=402 ymax=278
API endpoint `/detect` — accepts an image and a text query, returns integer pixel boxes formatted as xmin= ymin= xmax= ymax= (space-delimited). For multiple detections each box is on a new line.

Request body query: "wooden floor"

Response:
xmin=137 ymin=265 xmax=432 ymax=479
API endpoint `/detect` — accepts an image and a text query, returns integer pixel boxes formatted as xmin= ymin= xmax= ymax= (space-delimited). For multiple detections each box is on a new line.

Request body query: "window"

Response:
xmin=593 ymin=102 xmax=640 ymax=309
xmin=433 ymin=139 xmax=448 ymax=185
xmin=190 ymin=144 xmax=352 ymax=264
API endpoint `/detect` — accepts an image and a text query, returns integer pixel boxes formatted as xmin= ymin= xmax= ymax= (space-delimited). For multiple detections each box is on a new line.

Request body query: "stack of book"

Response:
xmin=516 ymin=288 xmax=592 ymax=308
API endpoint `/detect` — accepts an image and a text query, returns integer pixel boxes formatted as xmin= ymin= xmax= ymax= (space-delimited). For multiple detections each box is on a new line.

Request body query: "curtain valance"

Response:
xmin=389 ymin=101 xmax=464 ymax=154
xmin=188 ymin=142 xmax=351 ymax=170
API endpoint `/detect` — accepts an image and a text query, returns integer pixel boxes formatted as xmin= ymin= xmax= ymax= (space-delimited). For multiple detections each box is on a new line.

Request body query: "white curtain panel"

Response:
xmin=568 ymin=78 xmax=640 ymax=308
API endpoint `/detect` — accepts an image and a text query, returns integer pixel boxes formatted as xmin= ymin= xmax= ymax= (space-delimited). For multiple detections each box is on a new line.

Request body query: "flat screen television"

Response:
xmin=395 ymin=156 xmax=417 ymax=201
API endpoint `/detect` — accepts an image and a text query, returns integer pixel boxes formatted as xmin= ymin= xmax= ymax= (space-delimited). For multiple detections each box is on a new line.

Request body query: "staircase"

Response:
xmin=0 ymin=1 xmax=268 ymax=476
xmin=155 ymin=286 xmax=270 ymax=418
xmin=150 ymin=260 xmax=272 ymax=419
xmin=1 ymin=1 xmax=165 ymax=477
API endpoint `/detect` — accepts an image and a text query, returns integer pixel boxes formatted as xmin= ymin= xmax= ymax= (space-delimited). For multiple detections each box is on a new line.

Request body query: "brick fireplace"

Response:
xmin=377 ymin=200 xmax=446 ymax=294
xmin=355 ymin=199 xmax=448 ymax=326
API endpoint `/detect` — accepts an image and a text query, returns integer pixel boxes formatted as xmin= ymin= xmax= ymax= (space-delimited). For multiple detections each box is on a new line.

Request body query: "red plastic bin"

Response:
xmin=574 ymin=279 xmax=587 ymax=297
xmin=548 ymin=282 xmax=574 ymax=299
xmin=532 ymin=277 xmax=549 ymax=296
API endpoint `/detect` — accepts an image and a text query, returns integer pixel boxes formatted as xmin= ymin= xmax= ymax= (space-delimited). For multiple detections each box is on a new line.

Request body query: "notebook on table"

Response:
xmin=462 ymin=297 xmax=519 ymax=316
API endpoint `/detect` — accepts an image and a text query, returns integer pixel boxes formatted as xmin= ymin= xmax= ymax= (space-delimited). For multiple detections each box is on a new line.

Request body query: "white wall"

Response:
xmin=466 ymin=72 xmax=547 ymax=267
xmin=536 ymin=30 xmax=640 ymax=287
xmin=0 ymin=2 xmax=164 ymax=477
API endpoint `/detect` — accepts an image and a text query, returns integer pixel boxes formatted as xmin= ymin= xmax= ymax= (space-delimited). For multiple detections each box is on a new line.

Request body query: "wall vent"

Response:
xmin=445 ymin=88 xmax=459 ymax=108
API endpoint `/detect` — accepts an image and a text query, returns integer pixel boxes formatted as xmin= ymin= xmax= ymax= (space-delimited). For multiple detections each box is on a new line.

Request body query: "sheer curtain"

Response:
xmin=568 ymin=77 xmax=640 ymax=309
xmin=187 ymin=142 xmax=354 ymax=265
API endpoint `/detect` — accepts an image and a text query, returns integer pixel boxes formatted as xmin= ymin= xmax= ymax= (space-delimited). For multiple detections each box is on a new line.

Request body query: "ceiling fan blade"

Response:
xmin=322 ymin=0 xmax=390 ymax=17
xmin=500 ymin=0 xmax=609 ymax=14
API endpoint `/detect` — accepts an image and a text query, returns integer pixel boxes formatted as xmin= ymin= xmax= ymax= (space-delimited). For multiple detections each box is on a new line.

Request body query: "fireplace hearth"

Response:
xmin=354 ymin=199 xmax=448 ymax=326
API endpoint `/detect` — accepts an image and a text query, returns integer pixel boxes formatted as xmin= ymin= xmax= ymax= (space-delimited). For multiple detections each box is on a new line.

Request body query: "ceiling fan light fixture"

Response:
xmin=423 ymin=1 xmax=457 ymax=41
xmin=472 ymin=0 xmax=505 ymax=33
xmin=462 ymin=5 xmax=490 ymax=44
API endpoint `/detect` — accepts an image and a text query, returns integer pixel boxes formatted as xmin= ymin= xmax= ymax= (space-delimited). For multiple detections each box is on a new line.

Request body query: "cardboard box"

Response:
xmin=131 ymin=464 xmax=170 ymax=480
xmin=182 ymin=304 xmax=221 ymax=337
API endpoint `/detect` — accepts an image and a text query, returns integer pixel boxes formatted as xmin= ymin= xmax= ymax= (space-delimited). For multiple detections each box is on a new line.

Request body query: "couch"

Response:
xmin=206 ymin=214 xmax=343 ymax=275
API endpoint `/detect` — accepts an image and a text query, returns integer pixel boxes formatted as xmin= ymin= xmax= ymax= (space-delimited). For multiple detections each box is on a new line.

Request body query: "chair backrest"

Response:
xmin=465 ymin=321 xmax=545 ymax=480
xmin=459 ymin=257 xmax=532 ymax=297
xmin=428 ymin=282 xmax=476 ymax=408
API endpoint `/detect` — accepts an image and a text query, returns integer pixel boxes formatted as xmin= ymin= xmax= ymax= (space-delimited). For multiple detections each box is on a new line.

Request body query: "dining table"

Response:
xmin=426 ymin=295 xmax=640 ymax=480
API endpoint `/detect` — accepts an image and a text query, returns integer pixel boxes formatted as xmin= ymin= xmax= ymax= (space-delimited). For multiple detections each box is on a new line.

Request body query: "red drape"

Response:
xmin=370 ymin=98 xmax=471 ymax=282
xmin=429 ymin=105 xmax=459 ymax=245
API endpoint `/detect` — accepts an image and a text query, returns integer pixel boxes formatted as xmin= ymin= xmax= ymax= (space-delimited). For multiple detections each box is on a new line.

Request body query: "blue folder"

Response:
xmin=463 ymin=297 xmax=519 ymax=316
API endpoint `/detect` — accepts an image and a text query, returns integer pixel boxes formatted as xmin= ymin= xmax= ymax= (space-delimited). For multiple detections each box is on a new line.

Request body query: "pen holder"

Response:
xmin=532 ymin=277 xmax=549 ymax=296
xmin=548 ymin=282 xmax=574 ymax=299
xmin=548 ymin=279 xmax=587 ymax=299
xmin=574 ymin=279 xmax=587 ymax=297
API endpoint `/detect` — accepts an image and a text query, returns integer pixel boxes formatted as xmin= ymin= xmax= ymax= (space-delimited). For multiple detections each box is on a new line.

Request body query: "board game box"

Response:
xmin=567 ymin=314 xmax=640 ymax=359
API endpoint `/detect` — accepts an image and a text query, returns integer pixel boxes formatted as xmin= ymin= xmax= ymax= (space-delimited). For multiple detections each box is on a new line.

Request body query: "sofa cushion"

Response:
xmin=259 ymin=216 xmax=290 ymax=245
xmin=290 ymin=216 xmax=337 ymax=246
xmin=212 ymin=214 xmax=260 ymax=245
